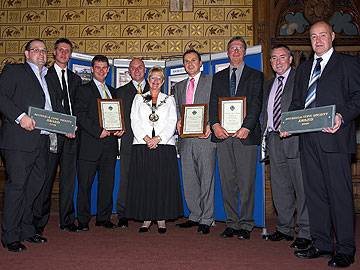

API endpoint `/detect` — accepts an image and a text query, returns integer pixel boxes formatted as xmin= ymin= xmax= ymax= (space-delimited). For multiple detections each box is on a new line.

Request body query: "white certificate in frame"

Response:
xmin=218 ymin=97 xmax=246 ymax=135
xmin=97 ymin=99 xmax=125 ymax=132
xmin=180 ymin=104 xmax=207 ymax=138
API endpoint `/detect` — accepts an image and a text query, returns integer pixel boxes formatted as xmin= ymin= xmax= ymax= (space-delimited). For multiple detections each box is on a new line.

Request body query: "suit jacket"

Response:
xmin=46 ymin=65 xmax=82 ymax=154
xmin=209 ymin=65 xmax=264 ymax=144
xmin=173 ymin=73 xmax=215 ymax=150
xmin=74 ymin=80 xmax=118 ymax=161
xmin=289 ymin=51 xmax=360 ymax=154
xmin=261 ymin=68 xmax=299 ymax=158
xmin=0 ymin=63 xmax=46 ymax=152
xmin=114 ymin=81 xmax=149 ymax=155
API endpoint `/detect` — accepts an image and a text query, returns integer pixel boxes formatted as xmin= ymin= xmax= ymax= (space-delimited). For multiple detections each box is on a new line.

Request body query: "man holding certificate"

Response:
xmin=282 ymin=21 xmax=360 ymax=268
xmin=0 ymin=39 xmax=51 ymax=252
xmin=74 ymin=55 xmax=123 ymax=231
xmin=209 ymin=36 xmax=263 ymax=240
xmin=261 ymin=45 xmax=310 ymax=249
xmin=173 ymin=49 xmax=216 ymax=234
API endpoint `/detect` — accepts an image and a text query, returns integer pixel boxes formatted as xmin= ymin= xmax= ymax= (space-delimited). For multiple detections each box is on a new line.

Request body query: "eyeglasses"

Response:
xmin=229 ymin=45 xmax=245 ymax=52
xmin=29 ymin=48 xmax=47 ymax=54
xmin=149 ymin=76 xmax=163 ymax=82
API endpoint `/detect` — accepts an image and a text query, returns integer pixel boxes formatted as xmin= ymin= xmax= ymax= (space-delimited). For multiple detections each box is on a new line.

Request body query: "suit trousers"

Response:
xmin=268 ymin=133 xmax=310 ymax=239
xmin=300 ymin=133 xmax=355 ymax=255
xmin=117 ymin=151 xmax=131 ymax=218
xmin=217 ymin=137 xmax=257 ymax=231
xmin=1 ymin=136 xmax=49 ymax=244
xmin=180 ymin=141 xmax=216 ymax=225
xmin=33 ymin=139 xmax=77 ymax=229
xmin=77 ymin=148 xmax=117 ymax=225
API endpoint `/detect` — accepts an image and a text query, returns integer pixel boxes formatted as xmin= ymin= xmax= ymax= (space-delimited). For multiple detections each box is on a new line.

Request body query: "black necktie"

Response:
xmin=61 ymin=69 xmax=71 ymax=115
xmin=230 ymin=68 xmax=237 ymax=97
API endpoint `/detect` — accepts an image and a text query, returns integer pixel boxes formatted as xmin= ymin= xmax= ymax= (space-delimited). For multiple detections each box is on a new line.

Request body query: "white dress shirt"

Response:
xmin=131 ymin=92 xmax=177 ymax=145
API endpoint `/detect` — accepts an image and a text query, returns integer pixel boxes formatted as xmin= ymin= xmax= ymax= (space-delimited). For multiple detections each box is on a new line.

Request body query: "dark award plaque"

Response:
xmin=28 ymin=106 xmax=76 ymax=135
xmin=280 ymin=105 xmax=335 ymax=134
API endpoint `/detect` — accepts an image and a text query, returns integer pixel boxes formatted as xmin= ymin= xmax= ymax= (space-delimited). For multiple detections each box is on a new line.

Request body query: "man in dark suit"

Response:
xmin=0 ymin=39 xmax=51 ymax=252
xmin=282 ymin=21 xmax=360 ymax=268
xmin=114 ymin=58 xmax=149 ymax=228
xmin=32 ymin=38 xmax=82 ymax=234
xmin=209 ymin=36 xmax=263 ymax=240
xmin=74 ymin=55 xmax=123 ymax=231
xmin=174 ymin=49 xmax=216 ymax=234
xmin=261 ymin=45 xmax=310 ymax=249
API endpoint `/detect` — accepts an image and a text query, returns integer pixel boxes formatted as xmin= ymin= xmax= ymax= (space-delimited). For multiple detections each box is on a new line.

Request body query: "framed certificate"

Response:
xmin=218 ymin=97 xmax=246 ymax=134
xmin=97 ymin=99 xmax=125 ymax=132
xmin=180 ymin=104 xmax=207 ymax=138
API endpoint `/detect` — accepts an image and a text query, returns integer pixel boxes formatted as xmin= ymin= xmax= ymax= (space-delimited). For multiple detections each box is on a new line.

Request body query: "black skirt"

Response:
xmin=125 ymin=144 xmax=183 ymax=221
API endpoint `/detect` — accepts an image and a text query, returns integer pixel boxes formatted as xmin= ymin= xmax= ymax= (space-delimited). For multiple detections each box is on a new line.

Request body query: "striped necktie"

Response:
xmin=137 ymin=83 xmax=142 ymax=94
xmin=305 ymin=57 xmax=323 ymax=108
xmin=101 ymin=83 xmax=109 ymax=99
xmin=273 ymin=76 xmax=284 ymax=131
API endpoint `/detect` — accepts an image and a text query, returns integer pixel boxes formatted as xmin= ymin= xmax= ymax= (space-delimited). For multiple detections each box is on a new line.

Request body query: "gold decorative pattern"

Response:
xmin=0 ymin=0 xmax=253 ymax=62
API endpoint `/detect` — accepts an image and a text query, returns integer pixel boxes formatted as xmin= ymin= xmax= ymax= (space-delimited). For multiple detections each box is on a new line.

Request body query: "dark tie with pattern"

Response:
xmin=273 ymin=76 xmax=284 ymax=131
xmin=230 ymin=67 xmax=237 ymax=97
xmin=61 ymin=69 xmax=71 ymax=115
xmin=305 ymin=57 xmax=323 ymax=108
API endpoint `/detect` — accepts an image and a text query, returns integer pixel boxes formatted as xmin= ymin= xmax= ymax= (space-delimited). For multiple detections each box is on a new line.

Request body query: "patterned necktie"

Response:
xmin=137 ymin=83 xmax=142 ymax=94
xmin=305 ymin=57 xmax=323 ymax=108
xmin=101 ymin=83 xmax=109 ymax=99
xmin=273 ymin=76 xmax=284 ymax=131
xmin=230 ymin=67 xmax=237 ymax=97
xmin=61 ymin=69 xmax=71 ymax=115
xmin=186 ymin=78 xmax=195 ymax=104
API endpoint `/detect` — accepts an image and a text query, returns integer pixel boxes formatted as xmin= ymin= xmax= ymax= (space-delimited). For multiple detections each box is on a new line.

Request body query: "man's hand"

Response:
xmin=279 ymin=131 xmax=291 ymax=138
xmin=212 ymin=123 xmax=229 ymax=139
xmin=65 ymin=133 xmax=76 ymax=139
xmin=232 ymin=127 xmax=250 ymax=139
xmin=199 ymin=124 xmax=211 ymax=139
xmin=113 ymin=130 xmax=125 ymax=137
xmin=323 ymin=113 xmax=342 ymax=134
xmin=177 ymin=119 xmax=182 ymax=134
xmin=100 ymin=129 xmax=111 ymax=138
xmin=20 ymin=115 xmax=36 ymax=131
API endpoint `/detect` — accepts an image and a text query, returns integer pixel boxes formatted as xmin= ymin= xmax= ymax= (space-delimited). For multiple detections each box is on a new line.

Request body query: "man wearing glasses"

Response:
xmin=0 ymin=39 xmax=52 ymax=252
xmin=209 ymin=36 xmax=263 ymax=240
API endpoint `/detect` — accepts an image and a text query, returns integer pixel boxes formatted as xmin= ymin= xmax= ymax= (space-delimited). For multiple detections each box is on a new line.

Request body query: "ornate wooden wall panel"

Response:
xmin=0 ymin=0 xmax=255 ymax=68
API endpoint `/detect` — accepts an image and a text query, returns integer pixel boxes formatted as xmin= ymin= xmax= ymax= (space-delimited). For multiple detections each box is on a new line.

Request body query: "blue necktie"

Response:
xmin=305 ymin=58 xmax=323 ymax=108
xmin=230 ymin=68 xmax=237 ymax=97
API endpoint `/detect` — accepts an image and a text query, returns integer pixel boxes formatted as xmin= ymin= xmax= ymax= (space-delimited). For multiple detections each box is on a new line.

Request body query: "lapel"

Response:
xmin=193 ymin=73 xmax=204 ymax=104
xmin=236 ymin=65 xmax=249 ymax=96
xmin=221 ymin=67 xmax=230 ymax=96
xmin=319 ymin=51 xmax=338 ymax=83
xmin=281 ymin=68 xmax=295 ymax=111
xmin=303 ymin=59 xmax=314 ymax=96
xmin=24 ymin=62 xmax=44 ymax=98
xmin=89 ymin=80 xmax=102 ymax=99
xmin=178 ymin=78 xmax=188 ymax=105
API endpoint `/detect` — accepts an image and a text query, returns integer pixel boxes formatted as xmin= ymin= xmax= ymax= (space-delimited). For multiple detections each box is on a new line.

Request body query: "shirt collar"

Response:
xmin=27 ymin=61 xmax=48 ymax=76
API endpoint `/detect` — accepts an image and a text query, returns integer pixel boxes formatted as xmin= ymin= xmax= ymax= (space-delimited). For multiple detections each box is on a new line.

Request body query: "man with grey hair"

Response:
xmin=209 ymin=36 xmax=263 ymax=240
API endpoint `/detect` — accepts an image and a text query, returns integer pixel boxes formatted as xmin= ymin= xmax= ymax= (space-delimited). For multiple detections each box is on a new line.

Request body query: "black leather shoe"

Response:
xmin=77 ymin=223 xmax=89 ymax=231
xmin=139 ymin=226 xmax=150 ymax=233
xmin=26 ymin=234 xmax=47 ymax=244
xmin=197 ymin=224 xmax=210 ymax=234
xmin=328 ymin=254 xmax=354 ymax=268
xmin=118 ymin=218 xmax=128 ymax=228
xmin=95 ymin=221 xmax=117 ymax=229
xmin=220 ymin=227 xmax=240 ymax=238
xmin=294 ymin=245 xmax=333 ymax=259
xmin=5 ymin=241 xmax=27 ymax=252
xmin=35 ymin=226 xmax=44 ymax=235
xmin=268 ymin=230 xmax=293 ymax=241
xmin=176 ymin=220 xmax=199 ymax=228
xmin=158 ymin=227 xmax=167 ymax=234
xmin=60 ymin=223 xmax=78 ymax=232
xmin=238 ymin=229 xmax=251 ymax=240
xmin=290 ymin=237 xmax=311 ymax=249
